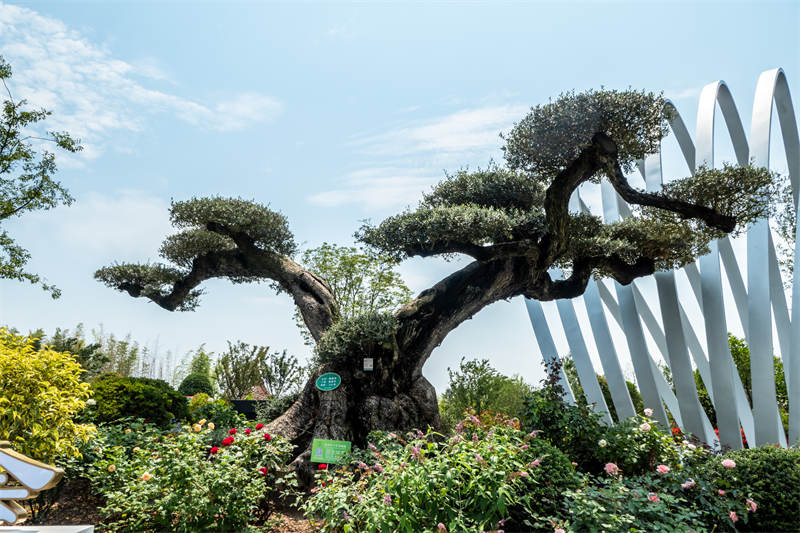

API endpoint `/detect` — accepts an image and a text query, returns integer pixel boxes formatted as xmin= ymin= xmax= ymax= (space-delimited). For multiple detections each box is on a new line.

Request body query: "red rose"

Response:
xmin=318 ymin=463 xmax=328 ymax=470
xmin=263 ymin=433 xmax=272 ymax=441
xmin=209 ymin=446 xmax=219 ymax=455
xmin=229 ymin=428 xmax=237 ymax=435
xmin=255 ymin=423 xmax=264 ymax=430
xmin=245 ymin=428 xmax=252 ymax=435
xmin=321 ymin=481 xmax=326 ymax=487
xmin=258 ymin=467 xmax=268 ymax=476
xmin=222 ymin=436 xmax=235 ymax=446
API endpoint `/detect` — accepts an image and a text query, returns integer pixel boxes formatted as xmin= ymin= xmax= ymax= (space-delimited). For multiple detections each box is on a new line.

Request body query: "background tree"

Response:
xmin=294 ymin=242 xmax=412 ymax=345
xmin=561 ymin=355 xmax=645 ymax=422
xmin=96 ymin=88 xmax=782 ymax=479
xmin=438 ymin=357 xmax=533 ymax=430
xmin=214 ymin=341 xmax=267 ymax=400
xmin=694 ymin=333 xmax=788 ymax=433
xmin=259 ymin=348 xmax=305 ymax=398
xmin=0 ymin=55 xmax=81 ymax=297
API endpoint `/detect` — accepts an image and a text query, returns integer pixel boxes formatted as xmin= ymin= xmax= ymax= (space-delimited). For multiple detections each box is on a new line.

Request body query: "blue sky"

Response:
xmin=0 ymin=0 xmax=798 ymax=391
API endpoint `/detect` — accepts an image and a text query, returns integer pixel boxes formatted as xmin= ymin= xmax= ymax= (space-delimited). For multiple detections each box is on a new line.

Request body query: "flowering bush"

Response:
xmin=84 ymin=419 xmax=293 ymax=532
xmin=699 ymin=446 xmax=800 ymax=532
xmin=300 ymin=415 xmax=577 ymax=532
xmin=594 ymin=413 xmax=680 ymax=476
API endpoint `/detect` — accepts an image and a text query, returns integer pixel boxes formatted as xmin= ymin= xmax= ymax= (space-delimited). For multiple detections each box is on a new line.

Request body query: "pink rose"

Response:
xmin=746 ymin=499 xmax=757 ymax=512
xmin=555 ymin=529 xmax=565 ymax=533
xmin=644 ymin=408 xmax=653 ymax=416
xmin=604 ymin=462 xmax=619 ymax=474
xmin=647 ymin=492 xmax=659 ymax=503
xmin=639 ymin=422 xmax=651 ymax=432
xmin=437 ymin=524 xmax=447 ymax=532
xmin=681 ymin=479 xmax=696 ymax=489
xmin=656 ymin=464 xmax=670 ymax=474
xmin=721 ymin=459 xmax=736 ymax=469
xmin=718 ymin=489 xmax=726 ymax=496
xmin=729 ymin=511 xmax=738 ymax=523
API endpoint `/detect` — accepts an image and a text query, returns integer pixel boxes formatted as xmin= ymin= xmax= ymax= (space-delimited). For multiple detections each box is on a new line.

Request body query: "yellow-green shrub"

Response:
xmin=0 ymin=328 xmax=95 ymax=463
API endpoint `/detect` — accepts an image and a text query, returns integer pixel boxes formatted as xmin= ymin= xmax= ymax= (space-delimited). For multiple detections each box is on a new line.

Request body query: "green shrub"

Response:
xmin=521 ymin=361 xmax=606 ymax=472
xmin=91 ymin=373 xmax=188 ymax=427
xmin=314 ymin=311 xmax=397 ymax=365
xmin=255 ymin=392 xmax=300 ymax=424
xmin=438 ymin=358 xmax=534 ymax=431
xmin=0 ymin=328 xmax=95 ymax=463
xmin=301 ymin=416 xmax=577 ymax=532
xmin=700 ymin=446 xmax=800 ymax=532
xmin=595 ymin=413 xmax=680 ymax=476
xmin=188 ymin=394 xmax=243 ymax=428
xmin=178 ymin=372 xmax=214 ymax=396
xmin=85 ymin=419 xmax=293 ymax=532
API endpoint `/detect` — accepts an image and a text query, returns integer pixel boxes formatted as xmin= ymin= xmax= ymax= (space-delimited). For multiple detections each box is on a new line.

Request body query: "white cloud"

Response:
xmin=0 ymin=3 xmax=282 ymax=156
xmin=18 ymin=190 xmax=173 ymax=262
xmin=311 ymin=104 xmax=527 ymax=210
xmin=309 ymin=167 xmax=438 ymax=210
xmin=352 ymin=105 xmax=528 ymax=157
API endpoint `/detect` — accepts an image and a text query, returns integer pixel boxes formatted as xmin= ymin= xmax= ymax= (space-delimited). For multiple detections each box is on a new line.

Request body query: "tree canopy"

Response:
xmin=0 ymin=55 xmax=82 ymax=297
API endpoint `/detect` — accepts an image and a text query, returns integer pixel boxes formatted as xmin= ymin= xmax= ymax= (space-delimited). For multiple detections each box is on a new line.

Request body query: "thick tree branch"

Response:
xmin=607 ymin=161 xmax=736 ymax=233
xmin=407 ymin=238 xmax=541 ymax=262
xmin=541 ymin=132 xmax=618 ymax=266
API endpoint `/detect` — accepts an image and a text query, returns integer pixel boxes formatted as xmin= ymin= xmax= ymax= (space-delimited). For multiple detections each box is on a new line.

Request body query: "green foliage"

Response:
xmin=700 ymin=446 xmax=800 ymax=532
xmin=438 ymin=357 xmax=534 ymax=431
xmin=695 ymin=334 xmax=788 ymax=433
xmin=521 ymin=360 xmax=606 ymax=472
xmin=561 ymin=356 xmax=644 ymax=422
xmin=502 ymin=88 xmax=669 ymax=178
xmin=90 ymin=373 xmax=188 ymax=427
xmin=169 ymin=197 xmax=296 ymax=256
xmin=0 ymin=55 xmax=82 ymax=297
xmin=296 ymin=242 xmax=412 ymax=343
xmin=0 ymin=328 xmax=95 ymax=463
xmin=315 ymin=311 xmax=398 ymax=365
xmin=301 ymin=420 xmax=577 ymax=532
xmin=30 ymin=324 xmax=108 ymax=381
xmin=187 ymin=394 xmax=244 ymax=433
xmin=83 ymin=419 xmax=293 ymax=532
xmin=95 ymin=263 xmax=203 ymax=311
xmin=255 ymin=392 xmax=301 ymax=424
xmin=178 ymin=373 xmax=214 ymax=396
xmin=214 ymin=341 xmax=268 ymax=400
xmin=259 ymin=349 xmax=306 ymax=397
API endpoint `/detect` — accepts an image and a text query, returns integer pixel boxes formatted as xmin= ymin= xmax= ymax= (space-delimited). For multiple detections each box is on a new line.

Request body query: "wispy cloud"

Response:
xmin=309 ymin=167 xmax=438 ymax=210
xmin=0 ymin=3 xmax=283 ymax=157
xmin=351 ymin=105 xmax=527 ymax=157
xmin=667 ymin=86 xmax=702 ymax=101
xmin=313 ymin=104 xmax=527 ymax=210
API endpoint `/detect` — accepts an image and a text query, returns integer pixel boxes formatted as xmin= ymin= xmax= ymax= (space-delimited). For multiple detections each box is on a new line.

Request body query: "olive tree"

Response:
xmin=96 ymin=88 xmax=781 ymax=478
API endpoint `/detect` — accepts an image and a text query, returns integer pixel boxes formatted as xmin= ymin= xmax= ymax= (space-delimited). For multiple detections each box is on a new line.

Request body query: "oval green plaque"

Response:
xmin=315 ymin=372 xmax=342 ymax=391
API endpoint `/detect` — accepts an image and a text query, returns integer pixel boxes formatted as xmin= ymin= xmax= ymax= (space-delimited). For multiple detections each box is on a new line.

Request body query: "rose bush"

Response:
xmin=83 ymin=419 xmax=293 ymax=532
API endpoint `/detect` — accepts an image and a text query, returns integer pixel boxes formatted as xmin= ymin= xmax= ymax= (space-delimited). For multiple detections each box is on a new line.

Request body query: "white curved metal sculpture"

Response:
xmin=525 ymin=68 xmax=800 ymax=449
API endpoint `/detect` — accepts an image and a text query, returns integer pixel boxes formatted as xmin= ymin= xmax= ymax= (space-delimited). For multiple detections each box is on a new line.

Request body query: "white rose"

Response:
xmin=598 ymin=439 xmax=607 ymax=447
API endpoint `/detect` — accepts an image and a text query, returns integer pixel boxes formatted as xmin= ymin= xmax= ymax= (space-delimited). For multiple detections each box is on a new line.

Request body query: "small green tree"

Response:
xmin=214 ymin=341 xmax=267 ymax=400
xmin=695 ymin=333 xmax=788 ymax=432
xmin=259 ymin=349 xmax=305 ymax=398
xmin=295 ymin=242 xmax=412 ymax=345
xmin=0 ymin=55 xmax=82 ymax=296
xmin=439 ymin=357 xmax=533 ymax=430
xmin=562 ymin=356 xmax=644 ymax=422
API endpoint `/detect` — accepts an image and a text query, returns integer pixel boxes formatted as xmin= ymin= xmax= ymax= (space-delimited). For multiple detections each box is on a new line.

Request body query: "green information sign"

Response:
xmin=315 ymin=372 xmax=342 ymax=391
xmin=310 ymin=438 xmax=351 ymax=463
